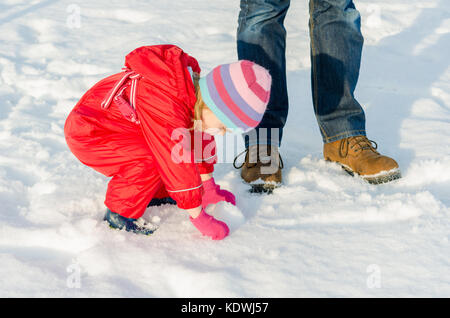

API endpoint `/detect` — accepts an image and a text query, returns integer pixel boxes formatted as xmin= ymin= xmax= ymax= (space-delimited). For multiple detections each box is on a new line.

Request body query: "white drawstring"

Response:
xmin=101 ymin=69 xmax=141 ymax=124
xmin=129 ymin=73 xmax=140 ymax=110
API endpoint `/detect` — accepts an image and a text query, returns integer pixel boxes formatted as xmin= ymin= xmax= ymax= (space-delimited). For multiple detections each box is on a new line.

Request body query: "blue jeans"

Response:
xmin=237 ymin=0 xmax=366 ymax=147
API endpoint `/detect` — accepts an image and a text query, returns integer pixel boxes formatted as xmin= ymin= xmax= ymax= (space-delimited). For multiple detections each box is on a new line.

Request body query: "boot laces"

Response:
xmin=339 ymin=136 xmax=378 ymax=158
xmin=233 ymin=147 xmax=284 ymax=170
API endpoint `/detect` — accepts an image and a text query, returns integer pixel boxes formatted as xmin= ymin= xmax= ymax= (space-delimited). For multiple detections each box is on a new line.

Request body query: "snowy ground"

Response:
xmin=1 ymin=0 xmax=449 ymax=297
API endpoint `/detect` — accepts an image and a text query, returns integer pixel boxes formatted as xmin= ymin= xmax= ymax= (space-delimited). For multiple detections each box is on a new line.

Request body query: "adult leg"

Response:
xmin=309 ymin=0 xmax=366 ymax=143
xmin=309 ymin=0 xmax=401 ymax=183
xmin=237 ymin=0 xmax=290 ymax=147
xmin=235 ymin=0 xmax=289 ymax=192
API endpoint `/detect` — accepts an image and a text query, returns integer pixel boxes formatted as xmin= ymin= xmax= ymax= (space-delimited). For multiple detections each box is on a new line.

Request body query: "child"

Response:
xmin=64 ymin=45 xmax=271 ymax=240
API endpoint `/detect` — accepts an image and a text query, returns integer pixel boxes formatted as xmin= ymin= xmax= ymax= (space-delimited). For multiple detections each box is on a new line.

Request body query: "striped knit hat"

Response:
xmin=198 ymin=60 xmax=272 ymax=132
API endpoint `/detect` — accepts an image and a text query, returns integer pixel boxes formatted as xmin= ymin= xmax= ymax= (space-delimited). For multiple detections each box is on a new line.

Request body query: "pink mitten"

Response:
xmin=201 ymin=178 xmax=236 ymax=209
xmin=190 ymin=209 xmax=229 ymax=240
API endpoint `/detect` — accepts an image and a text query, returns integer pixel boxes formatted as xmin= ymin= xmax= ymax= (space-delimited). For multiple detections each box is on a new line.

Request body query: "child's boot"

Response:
xmin=104 ymin=209 xmax=156 ymax=236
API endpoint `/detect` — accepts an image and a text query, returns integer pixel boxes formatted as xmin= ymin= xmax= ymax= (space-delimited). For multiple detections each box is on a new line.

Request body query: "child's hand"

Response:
xmin=190 ymin=208 xmax=229 ymax=240
xmin=201 ymin=178 xmax=236 ymax=209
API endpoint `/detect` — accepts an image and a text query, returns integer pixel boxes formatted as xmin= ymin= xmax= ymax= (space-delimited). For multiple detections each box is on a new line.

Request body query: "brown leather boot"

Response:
xmin=233 ymin=145 xmax=283 ymax=193
xmin=323 ymin=135 xmax=401 ymax=184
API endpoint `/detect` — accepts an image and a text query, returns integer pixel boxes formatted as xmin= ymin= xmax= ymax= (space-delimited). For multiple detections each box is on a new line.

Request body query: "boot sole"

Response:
xmin=328 ymin=160 xmax=402 ymax=184
xmin=246 ymin=180 xmax=282 ymax=194
xmin=107 ymin=223 xmax=156 ymax=236
xmin=250 ymin=184 xmax=275 ymax=194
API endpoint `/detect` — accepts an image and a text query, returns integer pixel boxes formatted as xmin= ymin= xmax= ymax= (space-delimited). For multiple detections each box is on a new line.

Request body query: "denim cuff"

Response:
xmin=243 ymin=128 xmax=283 ymax=149
xmin=322 ymin=129 xmax=367 ymax=144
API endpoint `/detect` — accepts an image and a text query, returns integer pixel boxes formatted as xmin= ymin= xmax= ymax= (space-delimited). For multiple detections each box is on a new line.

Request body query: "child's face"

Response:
xmin=201 ymin=107 xmax=228 ymax=136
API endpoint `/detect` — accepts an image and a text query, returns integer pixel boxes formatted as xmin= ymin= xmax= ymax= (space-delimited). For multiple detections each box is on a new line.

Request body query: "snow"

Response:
xmin=1 ymin=0 xmax=449 ymax=297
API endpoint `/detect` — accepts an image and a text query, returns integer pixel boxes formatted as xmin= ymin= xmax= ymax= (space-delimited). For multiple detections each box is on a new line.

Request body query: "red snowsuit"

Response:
xmin=64 ymin=45 xmax=216 ymax=219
